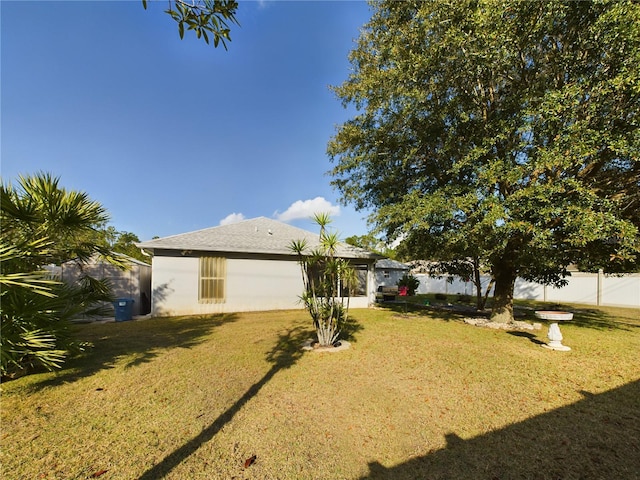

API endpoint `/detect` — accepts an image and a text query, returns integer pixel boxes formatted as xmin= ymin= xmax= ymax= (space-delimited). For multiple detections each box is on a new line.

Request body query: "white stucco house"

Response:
xmin=375 ymin=258 xmax=410 ymax=287
xmin=136 ymin=217 xmax=380 ymax=317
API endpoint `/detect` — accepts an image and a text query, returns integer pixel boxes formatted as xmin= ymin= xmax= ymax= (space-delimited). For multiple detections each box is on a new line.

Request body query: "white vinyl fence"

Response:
xmin=414 ymin=271 xmax=640 ymax=308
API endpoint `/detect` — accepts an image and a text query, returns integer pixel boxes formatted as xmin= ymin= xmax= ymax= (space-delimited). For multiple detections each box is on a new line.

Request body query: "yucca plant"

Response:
xmin=289 ymin=214 xmax=356 ymax=347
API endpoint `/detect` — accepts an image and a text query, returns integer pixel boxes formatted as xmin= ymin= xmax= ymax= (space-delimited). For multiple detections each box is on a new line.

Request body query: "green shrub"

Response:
xmin=289 ymin=214 xmax=355 ymax=347
xmin=397 ymin=273 xmax=420 ymax=296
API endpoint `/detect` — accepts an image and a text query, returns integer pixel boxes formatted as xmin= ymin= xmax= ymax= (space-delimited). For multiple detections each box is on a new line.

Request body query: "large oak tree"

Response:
xmin=328 ymin=0 xmax=639 ymax=322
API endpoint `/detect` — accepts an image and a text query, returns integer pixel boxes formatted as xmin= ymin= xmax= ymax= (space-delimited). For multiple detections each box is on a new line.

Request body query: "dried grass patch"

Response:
xmin=2 ymin=306 xmax=639 ymax=479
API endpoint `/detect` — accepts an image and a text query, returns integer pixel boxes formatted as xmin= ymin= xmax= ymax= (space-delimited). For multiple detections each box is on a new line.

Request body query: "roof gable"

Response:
xmin=136 ymin=217 xmax=377 ymax=259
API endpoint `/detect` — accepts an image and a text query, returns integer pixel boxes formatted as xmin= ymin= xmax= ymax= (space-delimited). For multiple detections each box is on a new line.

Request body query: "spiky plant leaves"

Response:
xmin=289 ymin=215 xmax=356 ymax=347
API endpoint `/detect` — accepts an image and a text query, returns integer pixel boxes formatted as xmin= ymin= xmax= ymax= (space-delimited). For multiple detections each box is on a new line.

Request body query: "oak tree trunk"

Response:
xmin=490 ymin=265 xmax=517 ymax=323
xmin=473 ymin=257 xmax=484 ymax=311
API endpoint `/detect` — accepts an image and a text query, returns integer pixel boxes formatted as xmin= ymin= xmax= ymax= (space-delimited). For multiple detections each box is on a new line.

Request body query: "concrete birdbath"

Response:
xmin=535 ymin=311 xmax=573 ymax=351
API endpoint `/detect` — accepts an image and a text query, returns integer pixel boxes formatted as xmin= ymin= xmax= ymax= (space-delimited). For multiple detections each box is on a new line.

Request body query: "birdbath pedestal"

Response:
xmin=535 ymin=311 xmax=573 ymax=351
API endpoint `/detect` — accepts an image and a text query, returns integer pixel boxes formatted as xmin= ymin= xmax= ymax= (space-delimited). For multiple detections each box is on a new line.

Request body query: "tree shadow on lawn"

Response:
xmin=506 ymin=330 xmax=546 ymax=346
xmin=342 ymin=315 xmax=365 ymax=342
xmin=361 ymin=379 xmax=640 ymax=479
xmin=517 ymin=304 xmax=640 ymax=332
xmin=377 ymin=301 xmax=480 ymax=322
xmin=137 ymin=323 xmax=316 ymax=480
xmin=22 ymin=313 xmax=239 ymax=391
xmin=380 ymin=299 xmax=639 ymax=332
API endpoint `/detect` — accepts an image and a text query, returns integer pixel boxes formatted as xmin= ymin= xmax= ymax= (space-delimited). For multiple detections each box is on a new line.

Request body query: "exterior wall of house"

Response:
xmin=227 ymin=258 xmax=305 ymax=312
xmin=151 ymin=255 xmax=197 ymax=316
xmin=375 ymin=268 xmax=409 ymax=289
xmin=151 ymin=255 xmax=374 ymax=317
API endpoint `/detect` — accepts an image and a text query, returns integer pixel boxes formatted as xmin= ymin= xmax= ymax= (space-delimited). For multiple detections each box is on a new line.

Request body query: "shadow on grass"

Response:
xmin=376 ymin=300 xmax=479 ymax=322
xmin=514 ymin=301 xmax=640 ymax=332
xmin=361 ymin=379 xmax=640 ymax=479
xmin=506 ymin=331 xmax=546 ymax=346
xmin=341 ymin=316 xmax=365 ymax=343
xmin=21 ymin=314 xmax=239 ymax=391
xmin=138 ymin=323 xmax=314 ymax=480
xmin=380 ymin=297 xmax=639 ymax=332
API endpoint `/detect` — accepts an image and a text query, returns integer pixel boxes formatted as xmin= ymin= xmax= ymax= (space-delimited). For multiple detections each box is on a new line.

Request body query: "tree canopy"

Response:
xmin=344 ymin=233 xmax=397 ymax=259
xmin=95 ymin=226 xmax=148 ymax=263
xmin=328 ymin=0 xmax=640 ymax=322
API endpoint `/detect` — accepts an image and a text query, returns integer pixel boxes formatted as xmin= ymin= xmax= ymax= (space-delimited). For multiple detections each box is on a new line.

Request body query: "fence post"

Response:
xmin=597 ymin=269 xmax=603 ymax=306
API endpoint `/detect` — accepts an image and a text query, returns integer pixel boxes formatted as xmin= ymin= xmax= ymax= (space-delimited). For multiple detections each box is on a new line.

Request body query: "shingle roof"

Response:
xmin=136 ymin=217 xmax=378 ymax=259
xmin=375 ymin=258 xmax=410 ymax=270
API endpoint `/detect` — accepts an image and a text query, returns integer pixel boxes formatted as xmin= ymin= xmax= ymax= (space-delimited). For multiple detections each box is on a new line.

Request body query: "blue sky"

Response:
xmin=1 ymin=0 xmax=373 ymax=241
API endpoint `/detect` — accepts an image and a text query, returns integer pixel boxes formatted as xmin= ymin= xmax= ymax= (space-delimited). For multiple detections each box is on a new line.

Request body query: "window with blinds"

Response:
xmin=199 ymin=257 xmax=226 ymax=303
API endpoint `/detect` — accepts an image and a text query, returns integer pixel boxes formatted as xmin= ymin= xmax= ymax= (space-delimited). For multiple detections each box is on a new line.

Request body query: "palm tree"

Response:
xmin=2 ymin=172 xmax=119 ymax=264
xmin=1 ymin=173 xmax=117 ymax=377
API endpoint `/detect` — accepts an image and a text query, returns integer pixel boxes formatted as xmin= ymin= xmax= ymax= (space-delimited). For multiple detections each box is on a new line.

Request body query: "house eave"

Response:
xmin=137 ymin=245 xmax=378 ymax=262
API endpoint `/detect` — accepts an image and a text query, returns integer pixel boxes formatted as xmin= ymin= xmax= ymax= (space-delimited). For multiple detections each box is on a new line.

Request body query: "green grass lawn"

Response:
xmin=2 ymin=304 xmax=639 ymax=479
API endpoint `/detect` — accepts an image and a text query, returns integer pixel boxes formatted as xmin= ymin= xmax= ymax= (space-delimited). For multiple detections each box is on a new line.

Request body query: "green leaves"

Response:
xmin=289 ymin=215 xmax=355 ymax=347
xmin=288 ymin=239 xmax=308 ymax=256
xmin=157 ymin=0 xmax=239 ymax=48
xmin=0 ymin=328 xmax=67 ymax=374
xmin=329 ymin=0 xmax=640 ymax=321
xmin=1 ymin=173 xmax=117 ymax=377
xmin=2 ymin=173 xmax=110 ymax=267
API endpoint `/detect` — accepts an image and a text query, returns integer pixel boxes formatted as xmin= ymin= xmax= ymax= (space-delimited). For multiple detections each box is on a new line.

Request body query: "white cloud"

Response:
xmin=275 ymin=197 xmax=340 ymax=222
xmin=219 ymin=212 xmax=245 ymax=226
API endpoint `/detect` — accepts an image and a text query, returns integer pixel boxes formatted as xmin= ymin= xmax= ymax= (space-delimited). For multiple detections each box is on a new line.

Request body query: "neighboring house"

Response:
xmin=375 ymin=258 xmax=410 ymax=288
xmin=136 ymin=217 xmax=380 ymax=317
xmin=58 ymin=254 xmax=152 ymax=316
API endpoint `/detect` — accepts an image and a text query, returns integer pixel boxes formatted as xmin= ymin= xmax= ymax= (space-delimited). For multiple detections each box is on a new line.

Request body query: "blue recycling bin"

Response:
xmin=114 ymin=298 xmax=135 ymax=322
